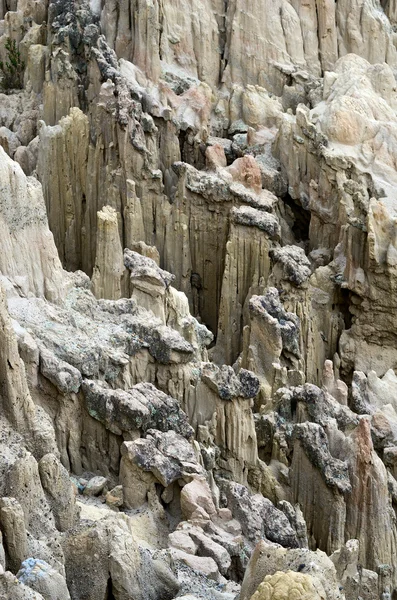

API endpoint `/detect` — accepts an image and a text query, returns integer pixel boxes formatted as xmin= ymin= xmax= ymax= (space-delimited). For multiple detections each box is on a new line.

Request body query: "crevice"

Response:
xmin=313 ymin=0 xmax=323 ymax=77
xmin=220 ymin=0 xmax=234 ymax=84
xmin=178 ymin=129 xmax=206 ymax=169
xmin=229 ymin=555 xmax=245 ymax=583
xmin=218 ymin=0 xmax=228 ymax=85
xmin=105 ymin=576 xmax=116 ymax=600
xmin=158 ymin=0 xmax=164 ymax=61
xmin=337 ymin=288 xmax=354 ymax=331
xmin=282 ymin=193 xmax=311 ymax=243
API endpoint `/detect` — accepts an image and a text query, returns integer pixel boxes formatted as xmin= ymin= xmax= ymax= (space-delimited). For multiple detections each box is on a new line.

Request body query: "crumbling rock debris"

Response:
xmin=82 ymin=380 xmax=194 ymax=438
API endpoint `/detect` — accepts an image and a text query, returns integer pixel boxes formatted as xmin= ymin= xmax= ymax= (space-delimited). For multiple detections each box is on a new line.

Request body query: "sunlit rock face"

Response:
xmin=2 ymin=0 xmax=397 ymax=599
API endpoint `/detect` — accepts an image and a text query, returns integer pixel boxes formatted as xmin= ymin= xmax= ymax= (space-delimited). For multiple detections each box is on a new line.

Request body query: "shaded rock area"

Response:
xmin=1 ymin=1 xmax=397 ymax=599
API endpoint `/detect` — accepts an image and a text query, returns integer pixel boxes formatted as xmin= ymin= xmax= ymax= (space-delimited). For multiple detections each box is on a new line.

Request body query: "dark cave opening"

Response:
xmin=105 ymin=577 xmax=116 ymax=600
xmin=338 ymin=287 xmax=354 ymax=331
xmin=282 ymin=193 xmax=311 ymax=243
xmin=178 ymin=128 xmax=206 ymax=169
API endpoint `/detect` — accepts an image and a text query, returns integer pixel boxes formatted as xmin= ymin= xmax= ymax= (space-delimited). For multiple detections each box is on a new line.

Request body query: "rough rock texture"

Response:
xmin=250 ymin=571 xmax=325 ymax=600
xmin=240 ymin=540 xmax=343 ymax=600
xmin=2 ymin=0 xmax=397 ymax=599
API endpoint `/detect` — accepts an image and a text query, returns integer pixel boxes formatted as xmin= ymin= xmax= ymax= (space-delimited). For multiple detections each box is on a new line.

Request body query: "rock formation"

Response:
xmin=2 ymin=0 xmax=397 ymax=599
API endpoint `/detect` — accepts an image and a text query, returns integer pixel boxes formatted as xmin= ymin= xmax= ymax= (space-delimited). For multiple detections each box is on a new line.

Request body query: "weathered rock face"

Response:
xmin=275 ymin=53 xmax=397 ymax=379
xmin=0 ymin=145 xmax=66 ymax=303
xmin=240 ymin=540 xmax=343 ymax=600
xmin=100 ymin=0 xmax=397 ymax=96
xmin=2 ymin=0 xmax=397 ymax=599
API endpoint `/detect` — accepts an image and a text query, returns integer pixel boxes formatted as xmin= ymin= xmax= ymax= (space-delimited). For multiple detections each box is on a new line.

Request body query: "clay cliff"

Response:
xmin=1 ymin=1 xmax=397 ymax=599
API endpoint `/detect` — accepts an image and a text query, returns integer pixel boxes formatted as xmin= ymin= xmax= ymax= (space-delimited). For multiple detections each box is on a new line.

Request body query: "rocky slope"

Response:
xmin=1 ymin=0 xmax=397 ymax=599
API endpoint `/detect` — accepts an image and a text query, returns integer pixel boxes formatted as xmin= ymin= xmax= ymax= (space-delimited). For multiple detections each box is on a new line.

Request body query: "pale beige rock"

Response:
xmin=212 ymin=217 xmax=272 ymax=365
xmin=180 ymin=478 xmax=216 ymax=521
xmin=227 ymin=156 xmax=262 ymax=195
xmin=241 ymin=86 xmax=283 ymax=130
xmin=18 ymin=22 xmax=45 ymax=67
xmin=0 ymin=286 xmax=57 ymax=458
xmin=0 ymin=571 xmax=45 ymax=599
xmin=187 ymin=370 xmax=259 ymax=485
xmin=3 ymin=2 xmax=397 ymax=598
xmin=6 ymin=453 xmax=56 ymax=538
xmin=177 ymin=83 xmax=213 ymax=134
xmin=189 ymin=529 xmax=231 ymax=575
xmin=170 ymin=548 xmax=220 ymax=581
xmin=14 ymin=146 xmax=35 ymax=175
xmin=91 ymin=206 xmax=126 ymax=300
xmin=100 ymin=0 xmax=397 ymax=97
xmin=26 ymin=44 xmax=48 ymax=94
xmin=0 ymin=288 xmax=36 ymax=434
xmin=130 ymin=241 xmax=160 ymax=265
xmin=16 ymin=0 xmax=47 ymax=24
xmin=206 ymin=143 xmax=227 ymax=170
xmin=42 ymin=50 xmax=80 ymax=127
xmin=168 ymin=530 xmax=197 ymax=555
xmin=1 ymin=9 xmax=25 ymax=44
xmin=223 ymin=0 xmax=306 ymax=95
xmin=105 ymin=485 xmax=123 ymax=508
xmin=0 ymin=498 xmax=28 ymax=574
xmin=62 ymin=513 xmax=178 ymax=600
xmin=241 ymin=541 xmax=343 ymax=600
xmin=250 ymin=571 xmax=324 ymax=600
xmin=119 ymin=454 xmax=157 ymax=510
xmin=276 ymin=54 xmax=397 ymax=378
xmin=0 ymin=126 xmax=20 ymax=157
xmin=289 ymin=439 xmax=346 ymax=556
xmin=322 ymin=360 xmax=348 ymax=406
xmin=0 ymin=147 xmax=67 ymax=301
xmin=331 ymin=539 xmax=379 ymax=600
xmin=16 ymin=559 xmax=71 ymax=600
xmin=124 ymin=179 xmax=146 ymax=250
xmin=38 ymin=454 xmax=78 ymax=532
xmin=345 ymin=418 xmax=397 ymax=575
xmin=38 ymin=108 xmax=89 ymax=272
